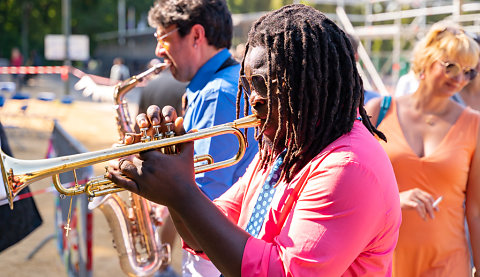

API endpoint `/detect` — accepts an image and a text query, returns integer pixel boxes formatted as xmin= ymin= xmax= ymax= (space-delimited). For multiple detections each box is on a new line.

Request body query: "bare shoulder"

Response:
xmin=364 ymin=96 xmax=383 ymax=127
xmin=454 ymin=104 xmax=480 ymax=151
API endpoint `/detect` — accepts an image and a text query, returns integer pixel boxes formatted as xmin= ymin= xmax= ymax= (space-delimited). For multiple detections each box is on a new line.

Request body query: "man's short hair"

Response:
xmin=148 ymin=0 xmax=233 ymax=49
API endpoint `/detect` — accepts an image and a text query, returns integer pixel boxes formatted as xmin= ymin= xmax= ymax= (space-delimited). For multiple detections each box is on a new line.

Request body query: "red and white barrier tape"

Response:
xmin=0 ymin=65 xmax=149 ymax=87
xmin=0 ymin=66 xmax=69 ymax=75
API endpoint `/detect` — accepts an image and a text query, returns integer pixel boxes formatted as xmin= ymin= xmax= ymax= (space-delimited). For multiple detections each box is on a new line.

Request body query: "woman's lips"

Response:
xmin=444 ymin=80 xmax=461 ymax=91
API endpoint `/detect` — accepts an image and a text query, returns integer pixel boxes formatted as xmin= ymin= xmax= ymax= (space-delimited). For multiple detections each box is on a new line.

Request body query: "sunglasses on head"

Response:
xmin=437 ymin=60 xmax=478 ymax=81
xmin=240 ymin=74 xmax=277 ymax=97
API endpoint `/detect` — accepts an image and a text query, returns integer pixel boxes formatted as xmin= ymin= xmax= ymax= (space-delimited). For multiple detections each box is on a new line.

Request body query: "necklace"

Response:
xmin=425 ymin=114 xmax=435 ymax=126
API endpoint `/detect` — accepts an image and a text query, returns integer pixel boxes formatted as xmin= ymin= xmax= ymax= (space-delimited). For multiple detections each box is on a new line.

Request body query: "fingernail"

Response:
xmin=140 ymin=119 xmax=147 ymax=126
xmin=152 ymin=118 xmax=159 ymax=125
xmin=164 ymin=116 xmax=171 ymax=122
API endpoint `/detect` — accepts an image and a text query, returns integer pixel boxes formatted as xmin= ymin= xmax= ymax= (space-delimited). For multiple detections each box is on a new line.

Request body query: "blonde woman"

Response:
xmin=366 ymin=22 xmax=480 ymax=276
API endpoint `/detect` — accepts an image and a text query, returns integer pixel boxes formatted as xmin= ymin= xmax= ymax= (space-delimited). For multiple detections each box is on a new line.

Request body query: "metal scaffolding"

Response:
xmin=295 ymin=0 xmax=480 ymax=93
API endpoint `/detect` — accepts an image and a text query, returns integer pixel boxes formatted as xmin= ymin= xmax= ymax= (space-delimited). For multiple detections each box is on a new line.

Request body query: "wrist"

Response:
xmin=170 ymin=182 xmax=201 ymax=213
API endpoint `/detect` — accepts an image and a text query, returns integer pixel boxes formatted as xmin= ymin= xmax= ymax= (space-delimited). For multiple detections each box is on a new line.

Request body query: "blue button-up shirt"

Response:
xmin=183 ymin=49 xmax=258 ymax=200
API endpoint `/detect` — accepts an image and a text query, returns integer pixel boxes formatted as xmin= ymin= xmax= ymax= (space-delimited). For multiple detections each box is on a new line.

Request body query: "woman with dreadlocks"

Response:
xmin=107 ymin=4 xmax=401 ymax=276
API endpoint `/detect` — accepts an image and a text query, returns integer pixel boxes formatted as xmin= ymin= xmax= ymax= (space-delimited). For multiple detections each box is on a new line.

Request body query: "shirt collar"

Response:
xmin=187 ymin=48 xmax=231 ymax=93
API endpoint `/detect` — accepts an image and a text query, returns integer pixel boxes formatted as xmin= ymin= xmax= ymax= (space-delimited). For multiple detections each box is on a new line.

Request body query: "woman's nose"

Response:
xmin=453 ymin=73 xmax=469 ymax=84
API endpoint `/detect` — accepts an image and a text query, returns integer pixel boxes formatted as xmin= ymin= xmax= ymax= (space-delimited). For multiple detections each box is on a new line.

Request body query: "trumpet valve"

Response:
xmin=165 ymin=123 xmax=174 ymax=138
xmin=140 ymin=127 xmax=151 ymax=142
xmin=164 ymin=123 xmax=176 ymax=153
xmin=153 ymin=125 xmax=163 ymax=140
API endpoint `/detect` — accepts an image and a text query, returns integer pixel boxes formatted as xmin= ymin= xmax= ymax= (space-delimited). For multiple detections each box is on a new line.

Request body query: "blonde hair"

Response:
xmin=411 ymin=21 xmax=480 ymax=77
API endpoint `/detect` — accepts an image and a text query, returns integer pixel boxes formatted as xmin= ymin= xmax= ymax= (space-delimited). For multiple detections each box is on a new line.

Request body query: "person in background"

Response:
xmin=346 ymin=33 xmax=380 ymax=104
xmin=143 ymin=1 xmax=258 ymax=276
xmin=107 ymin=4 xmax=401 ymax=276
xmin=232 ymin=43 xmax=245 ymax=62
xmin=24 ymin=50 xmax=42 ymax=86
xmin=9 ymin=47 xmax=23 ymax=90
xmin=366 ymin=21 xmax=480 ymax=276
xmin=110 ymin=57 xmax=130 ymax=83
xmin=395 ymin=38 xmax=423 ymax=98
xmin=457 ymin=33 xmax=480 ymax=110
xmin=137 ymin=58 xmax=187 ymax=116
xmin=395 ymin=69 xmax=419 ymax=97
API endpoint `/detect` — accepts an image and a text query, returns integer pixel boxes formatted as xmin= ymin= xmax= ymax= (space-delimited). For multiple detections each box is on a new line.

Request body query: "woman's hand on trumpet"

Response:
xmin=106 ymin=105 xmax=199 ymax=208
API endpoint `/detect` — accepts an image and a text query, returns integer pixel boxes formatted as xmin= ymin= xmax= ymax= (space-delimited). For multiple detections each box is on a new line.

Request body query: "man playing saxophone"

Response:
xmin=141 ymin=1 xmax=258 ymax=276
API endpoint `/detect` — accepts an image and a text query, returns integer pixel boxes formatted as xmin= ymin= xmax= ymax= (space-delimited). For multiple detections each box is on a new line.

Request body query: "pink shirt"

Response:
xmin=189 ymin=121 xmax=401 ymax=276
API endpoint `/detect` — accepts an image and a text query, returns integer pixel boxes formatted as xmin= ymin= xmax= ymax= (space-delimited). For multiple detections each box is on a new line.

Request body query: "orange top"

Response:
xmin=378 ymin=100 xmax=479 ymax=277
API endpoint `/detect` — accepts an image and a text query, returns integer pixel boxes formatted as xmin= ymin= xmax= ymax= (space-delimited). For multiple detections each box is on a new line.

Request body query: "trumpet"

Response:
xmin=1 ymin=114 xmax=261 ymax=209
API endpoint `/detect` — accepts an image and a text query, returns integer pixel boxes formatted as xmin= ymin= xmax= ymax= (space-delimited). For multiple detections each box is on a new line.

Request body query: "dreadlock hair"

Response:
xmin=236 ymin=4 xmax=386 ymax=182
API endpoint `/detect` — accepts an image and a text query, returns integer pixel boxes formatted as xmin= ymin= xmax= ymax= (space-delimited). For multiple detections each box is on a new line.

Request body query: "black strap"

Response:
xmin=215 ymin=56 xmax=239 ymax=73
xmin=376 ymin=95 xmax=392 ymax=128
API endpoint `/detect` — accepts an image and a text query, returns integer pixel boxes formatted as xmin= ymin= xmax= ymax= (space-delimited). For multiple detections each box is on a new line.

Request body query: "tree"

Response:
xmin=0 ymin=0 xmax=295 ymax=64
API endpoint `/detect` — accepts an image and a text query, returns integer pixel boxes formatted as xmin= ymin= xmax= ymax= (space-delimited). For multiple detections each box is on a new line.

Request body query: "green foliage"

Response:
xmin=0 ymin=0 xmax=153 ymax=63
xmin=227 ymin=0 xmax=270 ymax=13
xmin=1 ymin=0 xmax=428 ymax=66
xmin=0 ymin=0 xmax=299 ymax=62
xmin=226 ymin=0 xmax=293 ymax=14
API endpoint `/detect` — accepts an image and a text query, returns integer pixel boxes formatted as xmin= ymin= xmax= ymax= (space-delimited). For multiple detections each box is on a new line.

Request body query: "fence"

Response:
xmin=28 ymin=120 xmax=94 ymax=277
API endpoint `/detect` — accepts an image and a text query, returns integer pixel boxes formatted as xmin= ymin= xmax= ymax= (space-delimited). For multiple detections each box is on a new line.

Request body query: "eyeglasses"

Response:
xmin=154 ymin=27 xmax=179 ymax=50
xmin=240 ymin=74 xmax=277 ymax=97
xmin=437 ymin=60 xmax=478 ymax=81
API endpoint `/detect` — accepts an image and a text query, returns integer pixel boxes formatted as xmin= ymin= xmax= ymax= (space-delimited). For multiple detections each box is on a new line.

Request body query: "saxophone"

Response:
xmin=93 ymin=62 xmax=171 ymax=277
